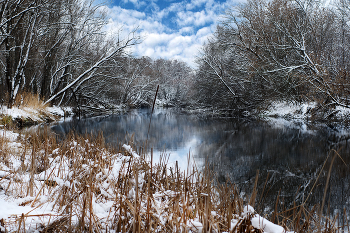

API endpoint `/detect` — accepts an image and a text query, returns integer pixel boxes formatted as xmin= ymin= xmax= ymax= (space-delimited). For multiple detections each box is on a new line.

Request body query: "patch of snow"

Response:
xmin=252 ymin=215 xmax=288 ymax=233
xmin=1 ymin=105 xmax=33 ymax=119
xmin=242 ymin=205 xmax=294 ymax=233
xmin=265 ymin=101 xmax=316 ymax=119
xmin=0 ymin=191 xmax=57 ymax=232
xmin=188 ymin=220 xmax=203 ymax=232
xmin=335 ymin=105 xmax=350 ymax=118
xmin=0 ymin=193 xmax=33 ymax=219
xmin=0 ymin=129 xmax=19 ymax=141
xmin=1 ymin=104 xmax=73 ymax=124
xmin=122 ymin=144 xmax=140 ymax=158
xmin=46 ymin=106 xmax=64 ymax=116
xmin=263 ymin=102 xmax=318 ymax=133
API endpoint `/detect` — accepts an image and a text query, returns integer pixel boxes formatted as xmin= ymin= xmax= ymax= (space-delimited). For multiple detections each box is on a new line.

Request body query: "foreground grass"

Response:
xmin=0 ymin=128 xmax=346 ymax=232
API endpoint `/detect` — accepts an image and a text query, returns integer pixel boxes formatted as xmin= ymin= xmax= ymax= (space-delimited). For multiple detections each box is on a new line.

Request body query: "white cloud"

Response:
xmin=186 ymin=0 xmax=214 ymax=10
xmin=176 ymin=10 xmax=215 ymax=27
xmin=196 ymin=26 xmax=212 ymax=37
xmin=179 ymin=26 xmax=194 ymax=34
xmin=134 ymin=29 xmax=212 ymax=67
xmin=142 ymin=33 xmax=176 ymax=47
xmin=104 ymin=6 xmax=167 ymax=38
xmin=102 ymin=0 xmax=243 ymax=68
xmin=122 ymin=0 xmax=147 ymax=8
xmin=155 ymin=2 xmax=186 ymax=20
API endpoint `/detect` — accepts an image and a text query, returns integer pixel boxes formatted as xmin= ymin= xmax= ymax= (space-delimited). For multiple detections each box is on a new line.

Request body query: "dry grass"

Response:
xmin=13 ymin=92 xmax=48 ymax=111
xmin=0 ymin=129 xmax=347 ymax=232
xmin=0 ymin=92 xmax=59 ymax=128
xmin=0 ymin=115 xmax=15 ymax=129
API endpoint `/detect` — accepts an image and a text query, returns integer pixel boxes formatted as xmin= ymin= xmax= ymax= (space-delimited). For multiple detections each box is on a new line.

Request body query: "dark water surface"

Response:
xmin=51 ymin=108 xmax=350 ymax=217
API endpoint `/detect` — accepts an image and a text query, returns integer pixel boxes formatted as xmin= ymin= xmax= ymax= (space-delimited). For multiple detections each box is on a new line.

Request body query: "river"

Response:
xmin=51 ymin=108 xmax=350 ymax=218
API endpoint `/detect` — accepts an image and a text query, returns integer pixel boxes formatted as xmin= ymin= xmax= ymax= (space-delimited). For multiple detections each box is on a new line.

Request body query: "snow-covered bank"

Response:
xmin=0 ymin=105 xmax=73 ymax=126
xmin=261 ymin=101 xmax=350 ymax=133
xmin=264 ymin=102 xmax=316 ymax=120
xmin=0 ymin=128 xmax=302 ymax=233
xmin=265 ymin=101 xmax=350 ymax=120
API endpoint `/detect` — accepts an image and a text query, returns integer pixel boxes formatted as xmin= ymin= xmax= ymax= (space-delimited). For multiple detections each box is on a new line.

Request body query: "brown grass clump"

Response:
xmin=1 ymin=92 xmax=59 ymax=127
xmin=13 ymin=92 xmax=48 ymax=111
xmin=0 ymin=129 xmax=346 ymax=232
xmin=0 ymin=115 xmax=15 ymax=129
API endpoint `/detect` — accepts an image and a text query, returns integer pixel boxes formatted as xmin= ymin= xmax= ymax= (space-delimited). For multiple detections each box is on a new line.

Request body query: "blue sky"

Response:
xmin=102 ymin=0 xmax=246 ymax=67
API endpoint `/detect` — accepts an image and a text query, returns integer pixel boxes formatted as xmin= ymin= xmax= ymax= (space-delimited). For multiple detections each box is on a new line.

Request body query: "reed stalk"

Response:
xmin=0 ymin=128 xmax=345 ymax=232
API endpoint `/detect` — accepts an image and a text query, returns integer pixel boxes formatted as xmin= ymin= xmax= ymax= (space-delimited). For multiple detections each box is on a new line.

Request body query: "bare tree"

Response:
xmin=44 ymin=31 xmax=140 ymax=105
xmin=154 ymin=59 xmax=195 ymax=107
xmin=0 ymin=0 xmax=45 ymax=107
xmin=196 ymin=0 xmax=350 ymax=115
xmin=0 ymin=0 xmax=143 ymax=110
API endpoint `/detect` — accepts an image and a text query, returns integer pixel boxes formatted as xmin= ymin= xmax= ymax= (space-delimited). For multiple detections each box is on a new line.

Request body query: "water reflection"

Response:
xmin=52 ymin=109 xmax=205 ymax=169
xmin=203 ymin=118 xmax=350 ymax=216
xmin=51 ymin=108 xmax=350 ymax=217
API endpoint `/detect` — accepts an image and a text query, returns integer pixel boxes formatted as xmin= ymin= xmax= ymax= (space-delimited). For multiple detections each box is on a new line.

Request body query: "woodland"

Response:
xmin=1 ymin=0 xmax=350 ymax=118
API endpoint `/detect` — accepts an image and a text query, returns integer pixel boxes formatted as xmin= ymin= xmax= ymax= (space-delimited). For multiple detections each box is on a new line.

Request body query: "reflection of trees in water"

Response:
xmin=198 ymin=121 xmax=350 ymax=218
xmin=52 ymin=111 xmax=350 ymax=219
xmin=51 ymin=109 xmax=201 ymax=150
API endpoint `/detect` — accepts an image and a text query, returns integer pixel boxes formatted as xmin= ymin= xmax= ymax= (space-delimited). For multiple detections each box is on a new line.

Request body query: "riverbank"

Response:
xmin=263 ymin=101 xmax=350 ymax=121
xmin=0 ymin=105 xmax=73 ymax=128
xmin=2 ymin=100 xmax=350 ymax=130
xmin=184 ymin=101 xmax=350 ymax=125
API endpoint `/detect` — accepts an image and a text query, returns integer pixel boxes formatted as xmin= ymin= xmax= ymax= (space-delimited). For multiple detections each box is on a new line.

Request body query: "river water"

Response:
xmin=51 ymin=108 xmax=350 ymax=218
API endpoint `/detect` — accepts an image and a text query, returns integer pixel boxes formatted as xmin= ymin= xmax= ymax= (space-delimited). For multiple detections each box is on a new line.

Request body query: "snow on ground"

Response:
xmin=242 ymin=206 xmax=294 ymax=233
xmin=266 ymin=101 xmax=350 ymax=120
xmin=0 ymin=129 xmax=19 ymax=142
xmin=0 ymin=128 xmax=296 ymax=232
xmin=46 ymin=106 xmax=72 ymax=117
xmin=335 ymin=105 xmax=350 ymax=118
xmin=262 ymin=102 xmax=316 ymax=133
xmin=0 ymin=130 xmax=135 ymax=232
xmin=0 ymin=105 xmax=72 ymax=124
xmin=263 ymin=101 xmax=350 ymax=134
xmin=264 ymin=101 xmax=316 ymax=119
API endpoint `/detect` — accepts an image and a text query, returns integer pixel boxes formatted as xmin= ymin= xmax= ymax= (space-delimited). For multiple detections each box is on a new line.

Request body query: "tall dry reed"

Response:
xmin=0 ymin=129 xmax=345 ymax=232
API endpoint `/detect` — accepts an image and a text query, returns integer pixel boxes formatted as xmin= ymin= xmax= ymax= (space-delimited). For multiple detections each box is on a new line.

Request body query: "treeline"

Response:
xmin=0 ymin=0 xmax=194 ymax=109
xmin=108 ymin=57 xmax=195 ymax=108
xmin=3 ymin=0 xmax=350 ymax=116
xmin=195 ymin=0 xmax=350 ymax=116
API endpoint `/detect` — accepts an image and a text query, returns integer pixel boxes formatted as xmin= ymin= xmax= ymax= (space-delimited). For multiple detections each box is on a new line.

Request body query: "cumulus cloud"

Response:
xmin=154 ymin=2 xmax=186 ymax=21
xmin=176 ymin=10 xmax=216 ymax=27
xmin=122 ymin=0 xmax=147 ymax=9
xmin=186 ymin=0 xmax=215 ymax=10
xmin=103 ymin=0 xmax=243 ymax=67
xmin=179 ymin=26 xmax=194 ymax=34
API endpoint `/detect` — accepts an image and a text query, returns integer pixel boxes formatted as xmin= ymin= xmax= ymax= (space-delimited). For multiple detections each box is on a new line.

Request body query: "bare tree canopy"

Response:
xmin=0 ymin=0 xmax=142 ymax=109
xmin=195 ymin=0 xmax=350 ymax=117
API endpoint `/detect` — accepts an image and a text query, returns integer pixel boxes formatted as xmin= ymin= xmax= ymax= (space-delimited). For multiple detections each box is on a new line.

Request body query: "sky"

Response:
xmin=101 ymin=0 xmax=246 ymax=68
